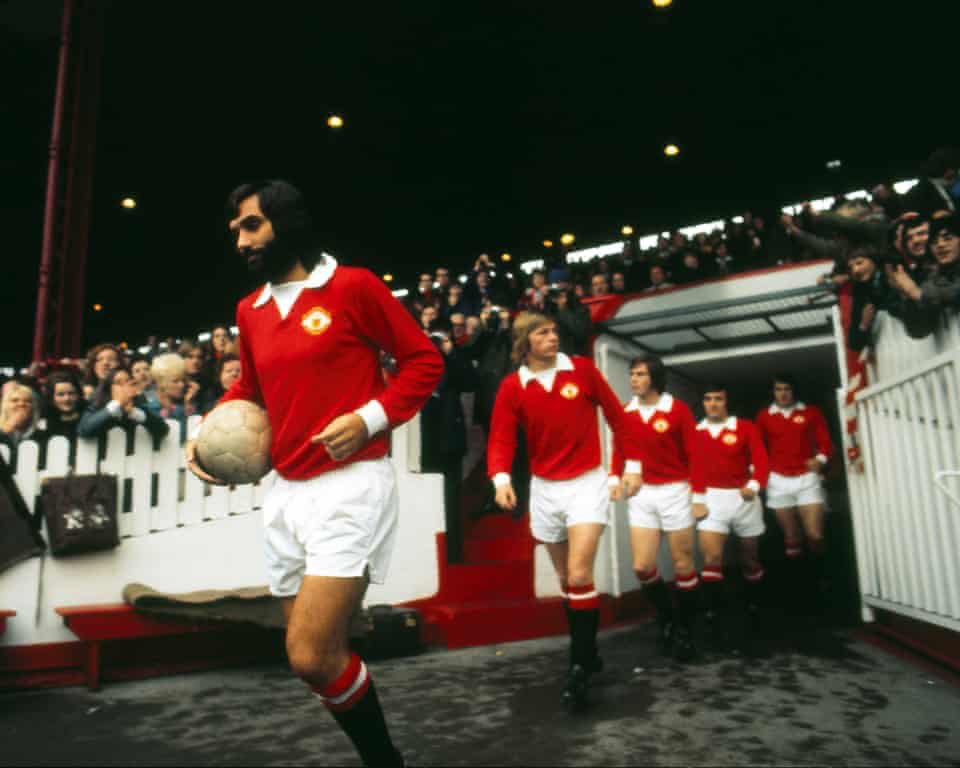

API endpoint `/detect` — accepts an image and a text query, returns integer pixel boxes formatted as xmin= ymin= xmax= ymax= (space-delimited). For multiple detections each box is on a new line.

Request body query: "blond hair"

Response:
xmin=511 ymin=311 xmax=553 ymax=366
xmin=1 ymin=384 xmax=38 ymax=434
xmin=150 ymin=353 xmax=186 ymax=387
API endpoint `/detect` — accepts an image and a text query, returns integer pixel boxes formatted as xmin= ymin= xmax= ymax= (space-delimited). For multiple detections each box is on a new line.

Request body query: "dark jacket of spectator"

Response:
xmin=548 ymin=291 xmax=592 ymax=356
xmin=79 ymin=367 xmax=169 ymax=454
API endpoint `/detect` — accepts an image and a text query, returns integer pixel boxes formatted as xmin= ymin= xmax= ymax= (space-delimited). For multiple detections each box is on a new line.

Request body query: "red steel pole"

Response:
xmin=32 ymin=0 xmax=74 ymax=363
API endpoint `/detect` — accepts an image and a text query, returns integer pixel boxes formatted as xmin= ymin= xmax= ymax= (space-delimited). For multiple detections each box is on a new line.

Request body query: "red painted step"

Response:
xmin=464 ymin=536 xmax=532 ymax=564
xmin=437 ymin=560 xmax=533 ymax=603
xmin=467 ymin=512 xmax=530 ymax=540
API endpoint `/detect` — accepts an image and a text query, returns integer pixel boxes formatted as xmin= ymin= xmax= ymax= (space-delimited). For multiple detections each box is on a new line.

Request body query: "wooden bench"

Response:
xmin=56 ymin=604 xmax=214 ymax=691
xmin=0 ymin=610 xmax=14 ymax=636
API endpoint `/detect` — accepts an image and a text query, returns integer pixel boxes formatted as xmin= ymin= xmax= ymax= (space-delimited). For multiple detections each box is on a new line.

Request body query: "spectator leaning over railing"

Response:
xmin=130 ymin=353 xmax=154 ymax=396
xmin=0 ymin=383 xmax=40 ymax=462
xmin=887 ymin=213 xmax=960 ymax=338
xmin=844 ymin=244 xmax=901 ymax=353
xmin=78 ymin=365 xmax=169 ymax=451
xmin=36 ymin=370 xmax=85 ymax=465
xmin=547 ymin=286 xmax=592 ymax=357
xmin=643 ymin=264 xmax=674 ymax=293
xmin=81 ymin=343 xmax=121 ymax=401
xmin=200 ymin=353 xmax=241 ymax=414
xmin=148 ymin=353 xmax=199 ymax=443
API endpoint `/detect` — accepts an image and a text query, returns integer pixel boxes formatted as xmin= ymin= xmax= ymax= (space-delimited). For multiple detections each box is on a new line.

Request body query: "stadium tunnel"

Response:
xmin=594 ymin=278 xmax=862 ymax=623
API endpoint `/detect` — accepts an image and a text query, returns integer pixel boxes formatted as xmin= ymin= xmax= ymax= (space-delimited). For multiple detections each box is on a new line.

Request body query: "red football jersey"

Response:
xmin=487 ymin=354 xmax=627 ymax=482
xmin=610 ymin=393 xmax=696 ymax=485
xmin=220 ymin=260 xmax=443 ymax=480
xmin=754 ymin=402 xmax=832 ymax=476
xmin=690 ymin=416 xmax=769 ymax=494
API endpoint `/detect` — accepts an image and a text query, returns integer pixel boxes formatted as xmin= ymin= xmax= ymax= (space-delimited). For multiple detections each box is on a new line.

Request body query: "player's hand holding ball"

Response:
xmin=313 ymin=413 xmax=369 ymax=461
xmin=495 ymin=482 xmax=517 ymax=511
xmin=184 ymin=439 xmax=227 ymax=485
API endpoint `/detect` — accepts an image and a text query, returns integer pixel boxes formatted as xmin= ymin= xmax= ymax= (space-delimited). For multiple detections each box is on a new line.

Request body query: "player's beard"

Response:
xmin=242 ymin=238 xmax=299 ymax=283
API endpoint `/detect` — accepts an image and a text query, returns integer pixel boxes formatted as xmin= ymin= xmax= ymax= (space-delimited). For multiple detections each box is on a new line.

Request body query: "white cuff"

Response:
xmin=815 ymin=453 xmax=828 ymax=466
xmin=106 ymin=400 xmax=124 ymax=419
xmin=692 ymin=493 xmax=707 ymax=504
xmin=625 ymin=460 xmax=642 ymax=474
xmin=493 ymin=472 xmax=511 ymax=488
xmin=128 ymin=407 xmax=147 ymax=424
xmin=607 ymin=476 xmax=620 ymax=488
xmin=189 ymin=420 xmax=203 ymax=440
xmin=354 ymin=400 xmax=389 ymax=437
xmin=746 ymin=479 xmax=761 ymax=493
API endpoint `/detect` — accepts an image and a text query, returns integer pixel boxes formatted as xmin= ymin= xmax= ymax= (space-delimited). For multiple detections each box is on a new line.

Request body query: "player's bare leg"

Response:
xmin=774 ymin=506 xmax=806 ymax=621
xmin=798 ymin=502 xmax=828 ymax=614
xmin=665 ymin=526 xmax=699 ymax=661
xmin=630 ymin=526 xmax=675 ymax=654
xmin=549 ymin=524 xmax=605 ymax=711
xmin=284 ymin=575 xmax=402 ymax=768
xmin=738 ymin=535 xmax=769 ymax=655
xmin=699 ymin=529 xmax=729 ymax=651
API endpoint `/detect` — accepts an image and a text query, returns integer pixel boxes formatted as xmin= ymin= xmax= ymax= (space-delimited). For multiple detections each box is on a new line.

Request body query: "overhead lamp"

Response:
xmin=560 ymin=233 xmax=576 ymax=246
xmin=542 ymin=239 xmax=554 ymax=248
xmin=664 ymin=144 xmax=680 ymax=157
xmin=501 ymin=252 xmax=512 ymax=262
xmin=621 ymin=225 xmax=634 ymax=236
xmin=652 ymin=0 xmax=673 ymax=7
xmin=383 ymin=273 xmax=394 ymax=283
xmin=121 ymin=197 xmax=136 ymax=209
xmin=327 ymin=115 xmax=344 ymax=129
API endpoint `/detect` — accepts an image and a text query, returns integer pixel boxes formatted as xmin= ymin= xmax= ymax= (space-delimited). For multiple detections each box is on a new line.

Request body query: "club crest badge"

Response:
xmin=722 ymin=433 xmax=738 ymax=446
xmin=653 ymin=418 xmax=670 ymax=433
xmin=560 ymin=383 xmax=580 ymax=400
xmin=301 ymin=306 xmax=332 ymax=336
xmin=792 ymin=414 xmax=806 ymax=425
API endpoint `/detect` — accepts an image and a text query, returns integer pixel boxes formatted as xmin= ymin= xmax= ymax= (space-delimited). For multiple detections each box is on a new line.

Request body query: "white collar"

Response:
xmin=768 ymin=401 xmax=806 ymax=416
xmin=697 ymin=416 xmax=738 ymax=434
xmin=626 ymin=392 xmax=674 ymax=414
xmin=252 ymin=254 xmax=338 ymax=309
xmin=518 ymin=352 xmax=575 ymax=391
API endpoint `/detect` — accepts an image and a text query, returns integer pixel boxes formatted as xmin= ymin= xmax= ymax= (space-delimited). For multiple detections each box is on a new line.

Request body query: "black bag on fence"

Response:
xmin=39 ymin=473 xmax=119 ymax=557
xmin=360 ymin=605 xmax=424 ymax=659
xmin=0 ymin=453 xmax=45 ymax=574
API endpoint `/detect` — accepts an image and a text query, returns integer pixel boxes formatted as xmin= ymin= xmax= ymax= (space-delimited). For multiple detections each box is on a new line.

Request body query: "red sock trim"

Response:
xmin=744 ymin=567 xmax=765 ymax=583
xmin=785 ymin=539 xmax=804 ymax=559
xmin=636 ymin=567 xmax=660 ymax=585
xmin=675 ymin=571 xmax=699 ymax=591
xmin=567 ymin=583 xmax=600 ymax=611
xmin=561 ymin=581 xmax=570 ymax=601
xmin=702 ymin=566 xmax=724 ymax=583
xmin=311 ymin=653 xmax=371 ymax=712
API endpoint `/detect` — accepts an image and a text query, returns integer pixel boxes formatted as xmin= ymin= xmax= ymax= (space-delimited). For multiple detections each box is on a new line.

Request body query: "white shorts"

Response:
xmin=766 ymin=471 xmax=825 ymax=510
xmin=697 ymin=487 xmax=765 ymax=538
xmin=529 ymin=467 xmax=610 ymax=543
xmin=261 ymin=458 xmax=398 ymax=597
xmin=628 ymin=481 xmax=694 ymax=532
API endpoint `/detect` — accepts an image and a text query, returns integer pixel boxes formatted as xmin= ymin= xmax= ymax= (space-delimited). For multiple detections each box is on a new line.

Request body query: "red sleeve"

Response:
xmin=678 ymin=402 xmax=697 ymax=467
xmin=583 ymin=358 xmax=628 ymax=438
xmin=745 ymin=420 xmax=769 ymax=488
xmin=487 ymin=377 xmax=520 ymax=478
xmin=690 ymin=430 xmax=707 ymax=494
xmin=610 ymin=435 xmax=625 ymax=478
xmin=754 ymin=409 xmax=769 ymax=448
xmin=352 ymin=270 xmax=444 ymax=427
xmin=219 ymin=304 xmax=266 ymax=408
xmin=810 ymin=406 xmax=833 ymax=462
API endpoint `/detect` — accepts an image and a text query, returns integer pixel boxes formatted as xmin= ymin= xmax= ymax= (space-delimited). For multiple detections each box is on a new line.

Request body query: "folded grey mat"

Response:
xmin=123 ymin=583 xmax=285 ymax=628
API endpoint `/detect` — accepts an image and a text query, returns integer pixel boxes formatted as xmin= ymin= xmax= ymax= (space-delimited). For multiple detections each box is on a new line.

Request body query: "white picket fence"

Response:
xmin=1 ymin=415 xmax=271 ymax=538
xmin=843 ymin=311 xmax=960 ymax=631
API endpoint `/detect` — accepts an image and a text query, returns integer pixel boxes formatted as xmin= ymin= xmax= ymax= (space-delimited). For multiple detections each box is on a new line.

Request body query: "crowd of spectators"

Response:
xmin=3 ymin=147 xmax=957 ymax=492
xmin=0 ymin=324 xmax=241 ymax=466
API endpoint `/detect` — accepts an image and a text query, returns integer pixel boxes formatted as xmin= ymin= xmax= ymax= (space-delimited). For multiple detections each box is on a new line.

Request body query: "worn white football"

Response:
xmin=195 ymin=400 xmax=272 ymax=485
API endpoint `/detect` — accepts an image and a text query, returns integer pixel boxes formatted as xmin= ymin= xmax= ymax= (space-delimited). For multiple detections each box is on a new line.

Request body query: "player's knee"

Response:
xmin=567 ymin=565 xmax=594 ymax=588
xmin=286 ymin=639 xmax=345 ymax=687
xmin=633 ymin=557 xmax=657 ymax=575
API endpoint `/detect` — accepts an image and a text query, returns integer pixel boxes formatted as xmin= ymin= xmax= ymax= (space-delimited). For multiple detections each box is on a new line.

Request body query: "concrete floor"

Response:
xmin=3 ymin=620 xmax=958 ymax=767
